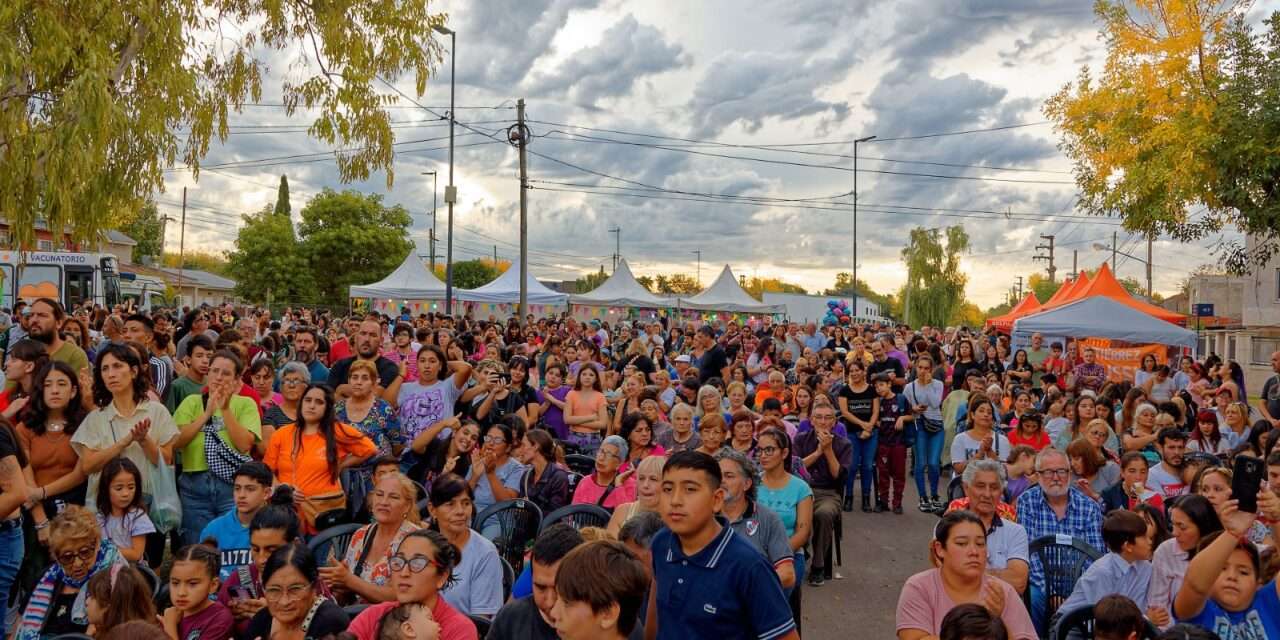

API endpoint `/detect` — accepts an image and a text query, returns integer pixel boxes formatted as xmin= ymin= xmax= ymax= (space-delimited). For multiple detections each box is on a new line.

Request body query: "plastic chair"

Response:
xmin=468 ymin=614 xmax=492 ymax=637
xmin=314 ymin=508 xmax=351 ymax=532
xmin=540 ymin=504 xmax=611 ymax=532
xmin=472 ymin=499 xmax=543 ymax=573
xmin=50 ymin=635 xmax=95 ymax=640
xmin=947 ymin=476 xmax=966 ymax=502
xmin=1053 ymin=602 xmax=1161 ymax=640
xmin=822 ymin=468 xmax=848 ymax=580
xmin=308 ymin=523 xmax=364 ymax=564
xmin=501 ymin=556 xmax=515 ymax=602
xmin=135 ymin=562 xmax=160 ymax=598
xmin=1028 ymin=534 xmax=1105 ymax=629
xmin=564 ymin=454 xmax=596 ymax=476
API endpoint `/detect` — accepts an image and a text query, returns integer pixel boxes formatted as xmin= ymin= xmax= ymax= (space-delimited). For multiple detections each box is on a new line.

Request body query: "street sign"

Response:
xmin=1194 ymin=303 xmax=1214 ymax=317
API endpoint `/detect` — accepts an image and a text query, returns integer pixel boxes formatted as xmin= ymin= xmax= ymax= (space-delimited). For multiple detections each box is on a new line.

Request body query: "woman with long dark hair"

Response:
xmin=425 ymin=474 xmax=502 ymax=618
xmin=756 ymin=427 xmax=812 ymax=608
xmin=1 ymin=340 xmax=50 ymax=420
xmin=1145 ymin=494 xmax=1222 ymax=629
xmin=263 ymin=384 xmax=377 ymax=533
xmin=17 ymin=362 xmax=90 ymax=526
xmin=71 ymin=342 xmax=178 ymax=516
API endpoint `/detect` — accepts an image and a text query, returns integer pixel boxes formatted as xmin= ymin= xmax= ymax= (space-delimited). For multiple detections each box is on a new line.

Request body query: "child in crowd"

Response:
xmin=199 ymin=461 xmax=273 ymax=582
xmin=373 ymin=602 xmax=440 ymax=640
xmin=874 ymin=373 xmax=908 ymax=513
xmin=161 ymin=544 xmax=234 ymax=640
xmin=85 ymin=564 xmax=158 ymax=637
xmin=1004 ymin=445 xmax=1038 ymax=501
xmin=1055 ymin=511 xmax=1154 ymax=625
xmin=95 ymin=457 xmax=155 ymax=564
xmin=1092 ymin=595 xmax=1146 ymax=640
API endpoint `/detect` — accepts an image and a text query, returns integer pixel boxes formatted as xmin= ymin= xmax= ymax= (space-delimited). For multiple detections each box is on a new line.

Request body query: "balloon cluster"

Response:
xmin=824 ymin=299 xmax=852 ymax=326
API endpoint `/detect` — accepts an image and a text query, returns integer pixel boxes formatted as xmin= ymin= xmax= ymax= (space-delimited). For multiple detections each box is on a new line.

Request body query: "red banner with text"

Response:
xmin=1078 ymin=338 xmax=1173 ymax=383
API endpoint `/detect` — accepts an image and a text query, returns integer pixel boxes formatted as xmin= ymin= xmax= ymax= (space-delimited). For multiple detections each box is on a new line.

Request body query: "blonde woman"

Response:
xmin=319 ymin=472 xmax=422 ymax=604
xmin=1221 ymin=401 xmax=1252 ymax=450
xmin=606 ymin=455 xmax=666 ymax=537
xmin=694 ymin=385 xmax=724 ymax=427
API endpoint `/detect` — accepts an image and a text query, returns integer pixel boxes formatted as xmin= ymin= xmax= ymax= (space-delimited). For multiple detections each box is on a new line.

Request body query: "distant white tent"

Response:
xmin=677 ymin=265 xmax=785 ymax=314
xmin=1012 ymin=296 xmax=1196 ymax=348
xmin=570 ymin=259 xmax=669 ymax=308
xmin=349 ymin=252 xmax=446 ymax=300
xmin=455 ymin=266 xmax=569 ymax=305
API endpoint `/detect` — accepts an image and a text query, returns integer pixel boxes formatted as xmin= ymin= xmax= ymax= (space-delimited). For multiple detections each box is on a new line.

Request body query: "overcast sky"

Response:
xmin=159 ymin=0 xmax=1278 ymax=308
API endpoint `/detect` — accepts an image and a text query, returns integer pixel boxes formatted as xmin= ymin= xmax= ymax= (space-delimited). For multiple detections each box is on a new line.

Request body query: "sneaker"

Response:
xmin=808 ymin=573 xmax=826 ymax=587
xmin=918 ymin=499 xmax=932 ymax=513
xmin=893 ymin=505 xmax=904 ymax=514
xmin=875 ymin=501 xmax=888 ymax=513
xmin=931 ymin=496 xmax=944 ymax=511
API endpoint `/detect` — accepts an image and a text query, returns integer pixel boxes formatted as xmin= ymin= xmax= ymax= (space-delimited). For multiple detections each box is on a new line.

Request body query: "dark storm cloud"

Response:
xmin=527 ymin=15 xmax=691 ymax=107
xmin=448 ymin=0 xmax=601 ymax=89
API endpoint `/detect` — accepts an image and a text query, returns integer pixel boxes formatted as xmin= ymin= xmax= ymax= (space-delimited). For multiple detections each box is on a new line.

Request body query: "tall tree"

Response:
xmin=0 ymin=1 xmax=446 ymax=250
xmin=298 ymin=189 xmax=413 ymax=306
xmin=901 ymin=226 xmax=970 ymax=327
xmin=226 ymin=204 xmax=315 ymax=305
xmin=823 ymin=272 xmax=894 ymax=314
xmin=653 ymin=274 xmax=701 ymax=294
xmin=274 ymin=175 xmax=291 ymax=217
xmin=162 ymin=250 xmax=229 ymax=275
xmin=434 ymin=260 xmax=501 ymax=290
xmin=636 ymin=275 xmax=655 ymax=291
xmin=1046 ymin=1 xmax=1280 ymax=272
xmin=744 ymin=277 xmax=806 ymax=298
xmin=119 ymin=201 xmax=164 ymax=263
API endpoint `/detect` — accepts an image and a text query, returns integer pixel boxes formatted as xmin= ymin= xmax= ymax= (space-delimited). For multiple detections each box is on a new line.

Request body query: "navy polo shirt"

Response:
xmin=650 ymin=517 xmax=796 ymax=640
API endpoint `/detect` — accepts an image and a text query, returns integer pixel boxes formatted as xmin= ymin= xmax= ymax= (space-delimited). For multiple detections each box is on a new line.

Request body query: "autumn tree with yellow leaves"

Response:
xmin=1046 ymin=0 xmax=1280 ymax=273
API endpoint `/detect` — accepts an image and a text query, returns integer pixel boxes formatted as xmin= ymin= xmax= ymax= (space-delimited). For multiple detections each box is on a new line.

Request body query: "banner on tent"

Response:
xmin=1078 ymin=338 xmax=1172 ymax=383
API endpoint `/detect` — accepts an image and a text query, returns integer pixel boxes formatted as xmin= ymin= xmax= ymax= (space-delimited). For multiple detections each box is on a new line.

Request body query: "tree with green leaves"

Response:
xmin=119 ymin=201 xmax=164 ymax=263
xmin=226 ymin=205 xmax=315 ymax=305
xmin=274 ymin=176 xmax=291 ymax=217
xmin=653 ymin=274 xmax=701 ymax=294
xmin=901 ymin=226 xmax=970 ymax=327
xmin=0 ymin=0 xmax=446 ymax=250
xmin=823 ymin=272 xmax=895 ymax=315
xmin=1046 ymin=1 xmax=1280 ymax=272
xmin=298 ymin=189 xmax=413 ymax=306
xmin=444 ymin=260 xmax=501 ymax=290
xmin=162 ymin=250 xmax=229 ymax=276
xmin=575 ymin=266 xmax=608 ymax=293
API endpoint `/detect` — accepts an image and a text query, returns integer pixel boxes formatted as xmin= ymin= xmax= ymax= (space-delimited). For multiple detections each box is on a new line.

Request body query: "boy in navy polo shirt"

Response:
xmin=198 ymin=461 xmax=272 ymax=581
xmin=645 ymin=451 xmax=798 ymax=640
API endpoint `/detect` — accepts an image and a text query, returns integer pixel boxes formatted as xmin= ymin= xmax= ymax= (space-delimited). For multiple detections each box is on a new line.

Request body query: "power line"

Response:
xmin=233 ymin=102 xmax=516 ymax=110
xmin=865 ymin=121 xmax=1053 ymax=143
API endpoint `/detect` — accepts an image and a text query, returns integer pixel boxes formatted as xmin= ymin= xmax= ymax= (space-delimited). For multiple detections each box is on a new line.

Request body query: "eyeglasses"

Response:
xmin=756 ymin=446 xmax=780 ymax=457
xmin=263 ymin=584 xmax=311 ymax=603
xmin=596 ymin=449 xmax=621 ymax=460
xmin=1039 ymin=468 xmax=1071 ymax=478
xmin=281 ymin=379 xmax=307 ymax=386
xmin=57 ymin=545 xmax=96 ymax=566
xmin=482 ymin=435 xmax=508 ymax=445
xmin=389 ymin=554 xmax=441 ymax=573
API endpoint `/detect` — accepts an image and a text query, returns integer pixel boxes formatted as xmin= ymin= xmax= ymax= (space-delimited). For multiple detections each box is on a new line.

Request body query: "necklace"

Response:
xmin=47 ymin=420 xmax=66 ymax=433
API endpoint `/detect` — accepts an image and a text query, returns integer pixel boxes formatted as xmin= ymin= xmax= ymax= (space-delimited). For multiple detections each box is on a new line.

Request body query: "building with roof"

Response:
xmin=157 ymin=267 xmax=238 ymax=307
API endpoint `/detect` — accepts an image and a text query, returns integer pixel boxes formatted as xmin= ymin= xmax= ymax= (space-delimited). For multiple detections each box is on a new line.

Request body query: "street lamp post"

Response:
xmin=433 ymin=24 xmax=456 ymax=316
xmin=422 ymin=170 xmax=437 ymax=270
xmin=1093 ymin=240 xmax=1154 ymax=298
xmin=853 ymin=135 xmax=875 ymax=322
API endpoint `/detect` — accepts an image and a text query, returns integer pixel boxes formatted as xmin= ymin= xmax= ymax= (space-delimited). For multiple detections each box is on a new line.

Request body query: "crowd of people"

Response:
xmin=0 ymin=298 xmax=1276 ymax=640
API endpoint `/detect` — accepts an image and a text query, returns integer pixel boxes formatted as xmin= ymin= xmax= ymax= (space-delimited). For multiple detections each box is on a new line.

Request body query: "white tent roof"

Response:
xmin=349 ymin=253 xmax=446 ymax=300
xmin=569 ymin=259 xmax=668 ymax=307
xmin=1012 ymin=296 xmax=1195 ymax=347
xmin=454 ymin=266 xmax=569 ymax=305
xmin=677 ymin=265 xmax=785 ymax=313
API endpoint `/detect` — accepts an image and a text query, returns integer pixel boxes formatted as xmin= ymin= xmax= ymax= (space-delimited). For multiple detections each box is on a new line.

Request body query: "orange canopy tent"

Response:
xmin=1042 ymin=272 xmax=1090 ymax=310
xmin=1057 ymin=262 xmax=1185 ymax=325
xmin=985 ymin=292 xmax=1042 ymax=332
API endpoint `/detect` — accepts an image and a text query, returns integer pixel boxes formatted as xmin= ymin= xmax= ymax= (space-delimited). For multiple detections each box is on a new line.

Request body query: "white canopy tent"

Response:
xmin=677 ymin=265 xmax=785 ymax=314
xmin=1011 ymin=296 xmax=1196 ymax=348
xmin=454 ymin=266 xmax=569 ymax=305
xmin=349 ymin=252 xmax=447 ymax=300
xmin=570 ymin=259 xmax=669 ymax=308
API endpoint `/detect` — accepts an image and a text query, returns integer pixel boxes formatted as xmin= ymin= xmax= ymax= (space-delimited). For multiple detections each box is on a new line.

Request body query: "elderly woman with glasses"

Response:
xmin=18 ymin=506 xmax=128 ymax=640
xmin=246 ymin=544 xmax=349 ymax=640
xmin=571 ymin=435 xmax=636 ymax=510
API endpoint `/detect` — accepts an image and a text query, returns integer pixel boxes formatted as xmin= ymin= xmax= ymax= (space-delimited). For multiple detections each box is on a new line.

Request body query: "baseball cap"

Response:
xmin=674 ymin=354 xmax=691 ymax=363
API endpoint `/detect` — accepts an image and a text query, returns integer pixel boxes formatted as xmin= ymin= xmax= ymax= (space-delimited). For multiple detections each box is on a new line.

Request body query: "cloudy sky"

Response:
xmin=159 ymin=0 xmax=1278 ymax=309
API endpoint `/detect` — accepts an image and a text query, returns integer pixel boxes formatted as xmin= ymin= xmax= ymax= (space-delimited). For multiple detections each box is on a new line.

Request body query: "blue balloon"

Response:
xmin=827 ymin=300 xmax=839 ymax=309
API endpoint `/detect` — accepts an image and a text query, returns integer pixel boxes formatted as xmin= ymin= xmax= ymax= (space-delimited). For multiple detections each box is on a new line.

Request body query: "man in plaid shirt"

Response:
xmin=1015 ymin=448 xmax=1104 ymax=632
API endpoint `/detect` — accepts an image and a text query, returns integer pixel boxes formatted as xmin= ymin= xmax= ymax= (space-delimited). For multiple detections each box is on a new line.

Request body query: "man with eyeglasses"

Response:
xmin=1015 ymin=448 xmax=1104 ymax=631
xmin=791 ymin=404 xmax=851 ymax=587
xmin=716 ymin=450 xmax=795 ymax=591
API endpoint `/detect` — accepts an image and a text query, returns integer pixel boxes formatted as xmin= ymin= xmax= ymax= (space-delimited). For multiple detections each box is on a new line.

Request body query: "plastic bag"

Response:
xmin=150 ymin=458 xmax=182 ymax=534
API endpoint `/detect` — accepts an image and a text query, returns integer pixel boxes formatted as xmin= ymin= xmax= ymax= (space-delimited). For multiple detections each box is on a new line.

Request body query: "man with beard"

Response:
xmin=717 ymin=450 xmax=795 ymax=590
xmin=289 ymin=326 xmax=329 ymax=385
xmin=1016 ymin=448 xmax=1104 ymax=630
xmin=125 ymin=312 xmax=173 ymax=399
xmin=952 ymin=459 xmax=1029 ymax=594
xmin=1145 ymin=428 xmax=1188 ymax=499
xmin=27 ymin=298 xmax=89 ymax=373
xmin=329 ymin=319 xmax=401 ymax=404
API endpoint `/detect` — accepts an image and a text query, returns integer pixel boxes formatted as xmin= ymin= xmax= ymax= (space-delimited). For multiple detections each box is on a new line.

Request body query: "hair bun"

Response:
xmin=270 ymin=484 xmax=295 ymax=506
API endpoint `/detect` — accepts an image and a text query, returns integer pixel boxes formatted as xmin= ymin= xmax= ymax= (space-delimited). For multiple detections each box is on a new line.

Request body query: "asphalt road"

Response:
xmin=799 ymin=478 xmax=944 ymax=639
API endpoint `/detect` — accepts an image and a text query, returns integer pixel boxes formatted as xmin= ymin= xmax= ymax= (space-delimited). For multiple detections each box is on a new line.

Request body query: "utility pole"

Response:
xmin=1015 ymin=275 xmax=1024 ymax=300
xmin=1111 ymin=231 xmax=1117 ymax=272
xmin=853 ymin=135 xmax=876 ymax=324
xmin=512 ymin=99 xmax=530 ymax=324
xmin=158 ymin=215 xmax=173 ymax=262
xmin=1146 ymin=234 xmax=1153 ymax=299
xmin=691 ymin=250 xmax=701 ymax=286
xmin=178 ymin=187 xmax=187 ymax=307
xmin=432 ymin=24 xmax=457 ymax=316
xmin=422 ymin=170 xmax=438 ymax=270
xmin=739 ymin=274 xmax=746 ymax=289
xmin=493 ymin=245 xmax=498 ymax=264
xmin=1033 ymin=234 xmax=1057 ymax=283
xmin=1071 ymin=249 xmax=1078 ymax=280
xmin=608 ymin=226 xmax=621 ymax=272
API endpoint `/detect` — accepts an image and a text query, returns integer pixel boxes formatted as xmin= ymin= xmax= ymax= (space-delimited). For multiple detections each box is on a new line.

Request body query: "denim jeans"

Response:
xmin=848 ymin=431 xmax=878 ymax=497
xmin=913 ymin=428 xmax=945 ymax=499
xmin=179 ymin=471 xmax=235 ymax=545
xmin=0 ymin=519 xmax=24 ymax=638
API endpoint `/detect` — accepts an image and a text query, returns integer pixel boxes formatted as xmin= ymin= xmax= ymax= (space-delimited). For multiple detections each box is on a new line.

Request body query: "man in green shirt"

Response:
xmin=1025 ymin=332 xmax=1049 ymax=388
xmin=167 ymin=333 xmax=214 ymax=412
xmin=27 ymin=298 xmax=89 ymax=374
